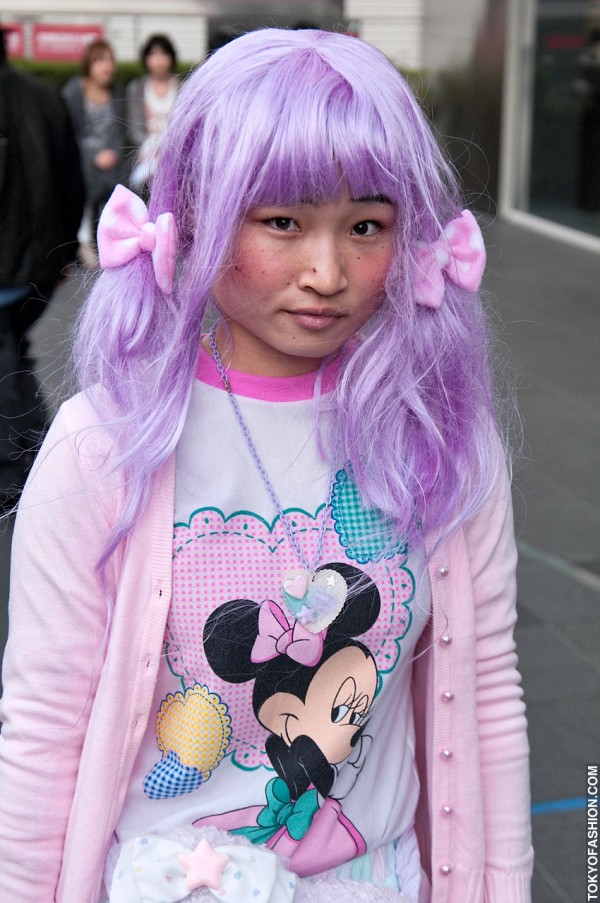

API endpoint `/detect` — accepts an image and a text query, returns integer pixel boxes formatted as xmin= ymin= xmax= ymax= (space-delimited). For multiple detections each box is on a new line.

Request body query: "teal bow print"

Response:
xmin=232 ymin=778 xmax=319 ymax=845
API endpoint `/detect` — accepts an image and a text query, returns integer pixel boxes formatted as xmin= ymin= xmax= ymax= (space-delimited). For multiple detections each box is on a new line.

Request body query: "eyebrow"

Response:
xmin=352 ymin=195 xmax=393 ymax=205
xmin=257 ymin=195 xmax=394 ymax=209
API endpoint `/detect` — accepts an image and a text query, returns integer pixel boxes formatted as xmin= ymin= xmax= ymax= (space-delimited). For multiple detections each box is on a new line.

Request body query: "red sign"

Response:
xmin=3 ymin=23 xmax=25 ymax=59
xmin=32 ymin=24 xmax=104 ymax=62
xmin=544 ymin=32 xmax=586 ymax=52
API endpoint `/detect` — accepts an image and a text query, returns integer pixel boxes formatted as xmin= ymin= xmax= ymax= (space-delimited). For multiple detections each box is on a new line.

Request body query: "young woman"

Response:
xmin=62 ymin=39 xmax=127 ymax=264
xmin=0 ymin=28 xmax=533 ymax=903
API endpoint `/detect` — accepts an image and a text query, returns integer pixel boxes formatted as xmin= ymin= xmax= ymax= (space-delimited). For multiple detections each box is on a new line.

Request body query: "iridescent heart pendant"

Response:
xmin=282 ymin=568 xmax=347 ymax=633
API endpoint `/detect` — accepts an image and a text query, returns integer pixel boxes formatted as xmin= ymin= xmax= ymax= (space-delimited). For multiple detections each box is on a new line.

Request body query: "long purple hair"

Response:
xmin=75 ymin=28 xmax=506 ymax=570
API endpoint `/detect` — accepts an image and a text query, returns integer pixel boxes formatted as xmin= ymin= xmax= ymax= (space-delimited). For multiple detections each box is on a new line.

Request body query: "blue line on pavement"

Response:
xmin=531 ymin=796 xmax=589 ymax=815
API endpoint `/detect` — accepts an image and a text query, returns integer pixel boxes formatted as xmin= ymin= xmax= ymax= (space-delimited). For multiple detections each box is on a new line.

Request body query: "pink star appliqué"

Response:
xmin=177 ymin=838 xmax=230 ymax=891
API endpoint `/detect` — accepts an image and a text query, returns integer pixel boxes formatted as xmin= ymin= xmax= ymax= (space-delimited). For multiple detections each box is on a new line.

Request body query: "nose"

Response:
xmin=297 ymin=238 xmax=349 ymax=296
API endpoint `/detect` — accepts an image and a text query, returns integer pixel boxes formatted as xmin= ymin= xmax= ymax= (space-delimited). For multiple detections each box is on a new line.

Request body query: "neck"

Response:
xmin=84 ymin=79 xmax=110 ymax=102
xmin=202 ymin=326 xmax=325 ymax=379
xmin=148 ymin=72 xmax=173 ymax=88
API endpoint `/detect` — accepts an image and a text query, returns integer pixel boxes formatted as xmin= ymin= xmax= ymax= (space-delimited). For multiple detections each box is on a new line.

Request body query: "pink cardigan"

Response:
xmin=0 ymin=393 xmax=533 ymax=902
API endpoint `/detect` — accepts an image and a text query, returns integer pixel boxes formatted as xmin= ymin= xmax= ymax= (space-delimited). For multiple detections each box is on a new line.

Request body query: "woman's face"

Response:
xmin=88 ymin=51 xmax=115 ymax=88
xmin=145 ymin=46 xmax=174 ymax=77
xmin=211 ymin=191 xmax=396 ymax=377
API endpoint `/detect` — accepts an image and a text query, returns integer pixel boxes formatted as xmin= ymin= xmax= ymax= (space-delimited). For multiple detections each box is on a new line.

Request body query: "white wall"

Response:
xmin=422 ymin=0 xmax=489 ymax=70
xmin=345 ymin=0 xmax=424 ymax=68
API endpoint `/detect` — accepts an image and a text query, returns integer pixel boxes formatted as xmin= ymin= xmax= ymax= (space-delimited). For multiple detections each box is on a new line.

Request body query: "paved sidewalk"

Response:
xmin=1 ymin=217 xmax=599 ymax=902
xmin=482 ymin=217 xmax=600 ymax=903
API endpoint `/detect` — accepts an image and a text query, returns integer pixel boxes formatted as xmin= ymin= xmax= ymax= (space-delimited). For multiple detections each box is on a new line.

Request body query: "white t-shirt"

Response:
xmin=116 ymin=347 xmax=431 ymax=895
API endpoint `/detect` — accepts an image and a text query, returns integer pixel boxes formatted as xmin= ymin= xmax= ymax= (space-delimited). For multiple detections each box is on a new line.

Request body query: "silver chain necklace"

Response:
xmin=209 ymin=323 xmax=347 ymax=633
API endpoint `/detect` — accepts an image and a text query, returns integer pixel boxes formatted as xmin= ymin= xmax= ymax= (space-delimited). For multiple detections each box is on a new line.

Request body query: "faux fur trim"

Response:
xmin=104 ymin=824 xmax=411 ymax=903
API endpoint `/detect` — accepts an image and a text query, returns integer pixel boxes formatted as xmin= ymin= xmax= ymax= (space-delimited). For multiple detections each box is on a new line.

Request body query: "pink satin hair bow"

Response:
xmin=251 ymin=600 xmax=325 ymax=667
xmin=414 ymin=209 xmax=486 ymax=309
xmin=97 ymin=184 xmax=178 ymax=295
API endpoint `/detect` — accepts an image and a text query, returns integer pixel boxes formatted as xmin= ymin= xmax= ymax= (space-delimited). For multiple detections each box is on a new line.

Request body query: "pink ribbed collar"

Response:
xmin=195 ymin=342 xmax=341 ymax=402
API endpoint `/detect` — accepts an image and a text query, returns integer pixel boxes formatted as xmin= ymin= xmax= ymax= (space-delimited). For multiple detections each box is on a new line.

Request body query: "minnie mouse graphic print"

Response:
xmin=115 ymin=348 xmax=431 ymax=889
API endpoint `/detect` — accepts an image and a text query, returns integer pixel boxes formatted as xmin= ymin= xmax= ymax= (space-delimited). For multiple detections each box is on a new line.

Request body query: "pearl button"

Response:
xmin=441 ymin=690 xmax=455 ymax=702
xmin=440 ymin=864 xmax=453 ymax=876
xmin=440 ymin=748 xmax=454 ymax=760
xmin=439 ymin=633 xmax=452 ymax=646
xmin=441 ymin=805 xmax=453 ymax=816
xmin=437 ymin=565 xmax=450 ymax=577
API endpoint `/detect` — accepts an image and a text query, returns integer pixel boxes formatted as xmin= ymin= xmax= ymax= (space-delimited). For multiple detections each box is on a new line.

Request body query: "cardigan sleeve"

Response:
xmin=0 ymin=396 xmax=121 ymax=902
xmin=464 ymin=461 xmax=534 ymax=900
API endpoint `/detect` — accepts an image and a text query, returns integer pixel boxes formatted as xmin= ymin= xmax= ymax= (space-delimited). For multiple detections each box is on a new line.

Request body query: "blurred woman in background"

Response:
xmin=62 ymin=39 xmax=127 ymax=268
xmin=126 ymin=34 xmax=181 ymax=196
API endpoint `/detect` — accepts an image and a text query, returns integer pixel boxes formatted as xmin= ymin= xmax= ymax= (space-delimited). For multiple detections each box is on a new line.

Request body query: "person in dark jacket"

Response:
xmin=0 ymin=25 xmax=84 ymax=509
xmin=62 ymin=39 xmax=127 ymax=266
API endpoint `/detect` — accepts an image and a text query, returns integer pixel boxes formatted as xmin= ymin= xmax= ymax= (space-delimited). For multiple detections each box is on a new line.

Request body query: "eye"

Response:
xmin=265 ymin=217 xmax=300 ymax=232
xmin=349 ymin=711 xmax=362 ymax=726
xmin=331 ymin=704 xmax=349 ymax=723
xmin=352 ymin=220 xmax=381 ymax=237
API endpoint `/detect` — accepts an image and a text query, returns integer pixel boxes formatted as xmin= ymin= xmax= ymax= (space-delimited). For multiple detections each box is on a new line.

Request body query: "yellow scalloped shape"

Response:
xmin=156 ymin=684 xmax=232 ymax=779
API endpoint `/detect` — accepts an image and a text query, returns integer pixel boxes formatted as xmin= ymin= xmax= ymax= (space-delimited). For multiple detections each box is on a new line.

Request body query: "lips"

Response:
xmin=287 ymin=308 xmax=342 ymax=318
xmin=285 ymin=309 xmax=343 ymax=331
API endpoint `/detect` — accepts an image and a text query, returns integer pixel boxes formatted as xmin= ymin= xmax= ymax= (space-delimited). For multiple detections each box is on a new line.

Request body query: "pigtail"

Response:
xmin=73 ymin=247 xmax=202 ymax=572
xmin=334 ymin=268 xmax=503 ymax=548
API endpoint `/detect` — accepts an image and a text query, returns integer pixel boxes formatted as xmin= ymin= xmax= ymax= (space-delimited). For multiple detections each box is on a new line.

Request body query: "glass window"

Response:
xmin=525 ymin=0 xmax=600 ymax=236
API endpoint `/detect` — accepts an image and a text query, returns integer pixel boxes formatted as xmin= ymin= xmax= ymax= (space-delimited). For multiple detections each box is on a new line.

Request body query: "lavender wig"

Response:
xmin=74 ymin=28 xmax=506 ymax=568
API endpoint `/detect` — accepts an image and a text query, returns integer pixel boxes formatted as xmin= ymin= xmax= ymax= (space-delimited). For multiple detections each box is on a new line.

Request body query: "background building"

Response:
xmin=3 ymin=0 xmax=600 ymax=248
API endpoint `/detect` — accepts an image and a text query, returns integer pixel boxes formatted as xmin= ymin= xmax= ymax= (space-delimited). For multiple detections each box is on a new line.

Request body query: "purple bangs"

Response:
xmin=234 ymin=53 xmax=399 ymax=208
xmin=155 ymin=29 xmax=454 ymax=248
